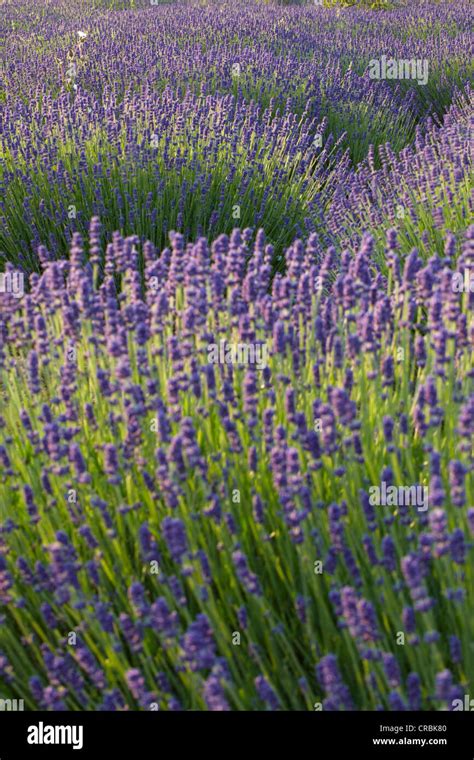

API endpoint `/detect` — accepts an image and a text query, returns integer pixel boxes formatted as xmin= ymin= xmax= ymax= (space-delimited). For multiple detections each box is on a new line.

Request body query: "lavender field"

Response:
xmin=0 ymin=0 xmax=473 ymax=714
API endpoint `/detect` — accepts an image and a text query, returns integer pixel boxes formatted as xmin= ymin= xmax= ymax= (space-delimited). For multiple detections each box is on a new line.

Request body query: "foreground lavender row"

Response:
xmin=1 ymin=1 xmax=472 ymax=265
xmin=0 ymin=213 xmax=472 ymax=710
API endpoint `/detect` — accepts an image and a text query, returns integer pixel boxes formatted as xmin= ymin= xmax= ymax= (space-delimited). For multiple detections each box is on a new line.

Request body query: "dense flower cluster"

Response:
xmin=330 ymin=92 xmax=473 ymax=253
xmin=0 ymin=208 xmax=472 ymax=709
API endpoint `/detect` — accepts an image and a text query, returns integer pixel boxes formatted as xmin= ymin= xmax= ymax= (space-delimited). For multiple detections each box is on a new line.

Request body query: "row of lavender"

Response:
xmin=0 ymin=206 xmax=473 ymax=708
xmin=1 ymin=1 xmax=472 ymax=266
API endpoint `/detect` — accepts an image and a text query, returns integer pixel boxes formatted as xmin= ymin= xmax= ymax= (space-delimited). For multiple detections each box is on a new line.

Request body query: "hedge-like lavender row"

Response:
xmin=0 ymin=87 xmax=347 ymax=269
xmin=1 ymin=0 xmax=472 ymax=264
xmin=330 ymin=90 xmax=473 ymax=258
xmin=0 ymin=210 xmax=472 ymax=710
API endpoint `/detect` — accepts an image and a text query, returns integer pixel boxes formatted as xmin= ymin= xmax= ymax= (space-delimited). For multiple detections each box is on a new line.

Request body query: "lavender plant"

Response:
xmin=0 ymin=209 xmax=472 ymax=709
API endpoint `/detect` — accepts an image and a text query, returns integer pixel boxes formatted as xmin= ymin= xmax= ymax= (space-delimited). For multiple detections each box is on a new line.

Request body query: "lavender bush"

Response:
xmin=1 ymin=1 xmax=472 ymax=263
